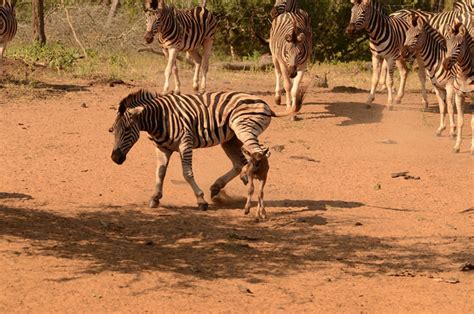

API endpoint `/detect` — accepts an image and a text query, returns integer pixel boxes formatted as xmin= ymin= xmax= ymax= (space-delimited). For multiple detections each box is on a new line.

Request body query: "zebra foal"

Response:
xmin=143 ymin=0 xmax=217 ymax=95
xmin=270 ymin=3 xmax=312 ymax=116
xmin=109 ymin=89 xmax=304 ymax=211
xmin=0 ymin=0 xmax=17 ymax=74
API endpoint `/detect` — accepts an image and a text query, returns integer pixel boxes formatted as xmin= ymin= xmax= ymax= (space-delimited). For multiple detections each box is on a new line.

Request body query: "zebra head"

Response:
xmin=401 ymin=14 xmax=424 ymax=59
xmin=284 ymin=18 xmax=308 ymax=79
xmin=443 ymin=21 xmax=467 ymax=71
xmin=346 ymin=0 xmax=372 ymax=36
xmin=109 ymin=103 xmax=144 ymax=165
xmin=144 ymin=0 xmax=165 ymax=44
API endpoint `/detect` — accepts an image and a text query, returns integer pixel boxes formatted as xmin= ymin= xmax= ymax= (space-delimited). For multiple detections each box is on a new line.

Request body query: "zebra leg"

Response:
xmin=290 ymin=69 xmax=304 ymax=112
xmin=187 ymin=50 xmax=202 ymax=92
xmin=368 ymin=55 xmax=383 ymax=104
xmin=417 ymin=55 xmax=429 ymax=109
xmin=0 ymin=43 xmax=5 ymax=76
xmin=171 ymin=57 xmax=181 ymax=95
xmin=395 ymin=59 xmax=408 ymax=105
xmin=179 ymin=138 xmax=208 ymax=210
xmin=244 ymin=177 xmax=254 ymax=215
xmin=273 ymin=57 xmax=283 ymax=106
xmin=149 ymin=147 xmax=173 ymax=208
xmin=256 ymin=179 xmax=267 ymax=220
xmin=471 ymin=115 xmax=474 ymax=156
xmin=200 ymin=38 xmax=214 ymax=92
xmin=378 ymin=59 xmax=388 ymax=92
xmin=452 ymin=93 xmax=465 ymax=154
xmin=434 ymin=87 xmax=447 ymax=136
xmin=210 ymin=137 xmax=247 ymax=199
xmin=163 ymin=48 xmax=178 ymax=95
xmin=446 ymin=84 xmax=457 ymax=139
xmin=280 ymin=65 xmax=293 ymax=112
xmin=384 ymin=58 xmax=396 ymax=110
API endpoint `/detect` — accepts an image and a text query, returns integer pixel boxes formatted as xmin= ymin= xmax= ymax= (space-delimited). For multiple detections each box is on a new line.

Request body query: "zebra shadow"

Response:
xmin=0 ymin=203 xmax=462 ymax=283
xmin=0 ymin=78 xmax=89 ymax=93
xmin=302 ymin=101 xmax=384 ymax=126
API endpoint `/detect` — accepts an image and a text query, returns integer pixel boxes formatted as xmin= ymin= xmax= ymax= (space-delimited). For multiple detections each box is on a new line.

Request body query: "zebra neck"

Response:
xmin=136 ymin=105 xmax=163 ymax=134
xmin=365 ymin=5 xmax=390 ymax=42
xmin=457 ymin=44 xmax=473 ymax=80
xmin=419 ymin=28 xmax=446 ymax=76
xmin=159 ymin=6 xmax=178 ymax=34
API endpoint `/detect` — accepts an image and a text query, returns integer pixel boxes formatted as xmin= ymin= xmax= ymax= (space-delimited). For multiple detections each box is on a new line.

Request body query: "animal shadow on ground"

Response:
xmin=302 ymin=101 xmax=384 ymax=126
xmin=1 ymin=202 xmax=469 ymax=283
xmin=0 ymin=78 xmax=89 ymax=92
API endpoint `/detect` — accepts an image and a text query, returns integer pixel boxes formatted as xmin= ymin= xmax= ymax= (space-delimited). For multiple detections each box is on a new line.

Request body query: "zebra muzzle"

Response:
xmin=400 ymin=46 xmax=411 ymax=59
xmin=288 ymin=66 xmax=297 ymax=79
xmin=111 ymin=148 xmax=126 ymax=165
xmin=144 ymin=32 xmax=154 ymax=44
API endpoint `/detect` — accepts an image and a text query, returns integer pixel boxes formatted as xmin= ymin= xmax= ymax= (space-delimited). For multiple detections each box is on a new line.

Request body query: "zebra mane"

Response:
xmin=423 ymin=22 xmax=447 ymax=49
xmin=118 ymin=89 xmax=158 ymax=115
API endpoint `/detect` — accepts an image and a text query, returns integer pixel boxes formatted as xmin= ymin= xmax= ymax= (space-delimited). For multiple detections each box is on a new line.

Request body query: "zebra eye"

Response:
xmin=109 ymin=127 xmax=114 ymax=133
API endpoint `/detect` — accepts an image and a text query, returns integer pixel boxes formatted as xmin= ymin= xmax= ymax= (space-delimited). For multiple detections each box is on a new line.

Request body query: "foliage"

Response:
xmin=9 ymin=42 xmax=82 ymax=70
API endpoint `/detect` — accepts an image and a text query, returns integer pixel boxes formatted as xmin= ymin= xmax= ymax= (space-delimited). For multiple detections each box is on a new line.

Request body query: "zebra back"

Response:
xmin=270 ymin=10 xmax=312 ymax=68
xmin=0 ymin=0 xmax=17 ymax=44
xmin=145 ymin=1 xmax=217 ymax=51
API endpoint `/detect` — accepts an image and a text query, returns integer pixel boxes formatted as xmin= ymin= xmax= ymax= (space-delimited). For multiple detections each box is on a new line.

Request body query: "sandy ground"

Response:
xmin=1 ymin=63 xmax=473 ymax=312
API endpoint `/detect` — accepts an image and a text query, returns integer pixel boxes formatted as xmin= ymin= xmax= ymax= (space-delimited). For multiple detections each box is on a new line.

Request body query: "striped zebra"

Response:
xmin=271 ymin=0 xmax=298 ymax=19
xmin=443 ymin=21 xmax=473 ymax=154
xmin=109 ymin=89 xmax=304 ymax=210
xmin=401 ymin=14 xmax=467 ymax=153
xmin=454 ymin=0 xmax=474 ymax=12
xmin=346 ymin=0 xmax=430 ymax=110
xmin=143 ymin=0 xmax=217 ymax=95
xmin=0 ymin=0 xmax=17 ymax=73
xmin=269 ymin=6 xmax=312 ymax=116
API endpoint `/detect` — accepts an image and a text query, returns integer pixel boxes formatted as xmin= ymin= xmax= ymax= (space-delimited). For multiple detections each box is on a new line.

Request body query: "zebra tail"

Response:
xmin=271 ymin=84 xmax=308 ymax=117
xmin=255 ymin=33 xmax=270 ymax=46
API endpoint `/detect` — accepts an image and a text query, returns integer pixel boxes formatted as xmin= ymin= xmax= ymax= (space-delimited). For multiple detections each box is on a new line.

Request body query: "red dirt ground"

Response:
xmin=1 ymin=64 xmax=473 ymax=312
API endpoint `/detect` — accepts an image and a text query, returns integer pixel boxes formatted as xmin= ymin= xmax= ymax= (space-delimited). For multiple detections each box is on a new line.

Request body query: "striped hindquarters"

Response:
xmin=0 ymin=1 xmax=17 ymax=45
xmin=270 ymin=10 xmax=312 ymax=69
xmin=154 ymin=6 xmax=217 ymax=51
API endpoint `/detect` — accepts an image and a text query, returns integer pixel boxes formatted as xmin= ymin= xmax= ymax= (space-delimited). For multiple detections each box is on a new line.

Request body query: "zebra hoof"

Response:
xmin=193 ymin=85 xmax=199 ymax=92
xmin=449 ymin=134 xmax=456 ymax=140
xmin=198 ymin=203 xmax=209 ymax=211
xmin=149 ymin=199 xmax=160 ymax=208
xmin=452 ymin=147 xmax=460 ymax=154
xmin=275 ymin=97 xmax=281 ymax=106
xmin=395 ymin=98 xmax=402 ymax=105
xmin=244 ymin=207 xmax=250 ymax=215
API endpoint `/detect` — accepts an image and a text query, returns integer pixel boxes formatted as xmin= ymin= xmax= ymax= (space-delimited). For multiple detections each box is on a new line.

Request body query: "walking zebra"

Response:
xmin=143 ymin=0 xmax=217 ymax=95
xmin=270 ymin=5 xmax=312 ymax=115
xmin=401 ymin=14 xmax=467 ymax=153
xmin=109 ymin=89 xmax=304 ymax=210
xmin=443 ymin=21 xmax=473 ymax=154
xmin=0 ymin=0 xmax=17 ymax=73
xmin=346 ymin=0 xmax=430 ymax=110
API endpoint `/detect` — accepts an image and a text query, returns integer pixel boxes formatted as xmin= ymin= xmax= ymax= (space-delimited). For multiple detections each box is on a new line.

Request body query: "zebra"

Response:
xmin=0 ymin=0 xmax=17 ymax=74
xmin=454 ymin=0 xmax=474 ymax=12
xmin=271 ymin=0 xmax=298 ymax=19
xmin=443 ymin=21 xmax=474 ymax=154
xmin=143 ymin=0 xmax=217 ymax=95
xmin=269 ymin=6 xmax=312 ymax=116
xmin=109 ymin=89 xmax=305 ymax=210
xmin=401 ymin=14 xmax=467 ymax=153
xmin=346 ymin=0 xmax=430 ymax=110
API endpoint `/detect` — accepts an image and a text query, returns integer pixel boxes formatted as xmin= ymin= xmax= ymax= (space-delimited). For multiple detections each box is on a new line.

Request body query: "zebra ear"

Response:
xmin=128 ymin=107 xmax=144 ymax=121
xmin=362 ymin=0 xmax=371 ymax=5
xmin=158 ymin=0 xmax=165 ymax=9
xmin=453 ymin=21 xmax=464 ymax=35
xmin=296 ymin=33 xmax=306 ymax=42
xmin=350 ymin=0 xmax=362 ymax=4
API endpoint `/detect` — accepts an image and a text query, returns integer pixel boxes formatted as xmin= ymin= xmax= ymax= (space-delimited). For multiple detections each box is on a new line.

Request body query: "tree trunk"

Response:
xmin=32 ymin=0 xmax=46 ymax=44
xmin=105 ymin=0 xmax=119 ymax=29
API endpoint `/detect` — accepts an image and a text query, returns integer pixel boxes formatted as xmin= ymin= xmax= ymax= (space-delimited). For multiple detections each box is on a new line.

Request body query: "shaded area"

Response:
xmin=0 ymin=78 xmax=89 ymax=92
xmin=0 ymin=203 xmax=467 ymax=281
xmin=330 ymin=86 xmax=369 ymax=94
xmin=303 ymin=101 xmax=384 ymax=126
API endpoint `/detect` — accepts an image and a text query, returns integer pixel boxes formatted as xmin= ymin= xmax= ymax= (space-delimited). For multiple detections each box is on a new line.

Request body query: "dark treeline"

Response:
xmin=13 ymin=0 xmax=460 ymax=62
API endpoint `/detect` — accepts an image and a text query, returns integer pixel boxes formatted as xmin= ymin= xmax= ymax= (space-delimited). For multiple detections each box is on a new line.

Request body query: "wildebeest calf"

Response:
xmin=240 ymin=147 xmax=270 ymax=220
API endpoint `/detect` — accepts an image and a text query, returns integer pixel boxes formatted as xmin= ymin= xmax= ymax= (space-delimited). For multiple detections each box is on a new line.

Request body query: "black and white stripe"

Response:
xmin=110 ymin=89 xmax=303 ymax=209
xmin=271 ymin=0 xmax=298 ymax=19
xmin=443 ymin=21 xmax=474 ymax=155
xmin=144 ymin=0 xmax=217 ymax=94
xmin=0 ymin=0 xmax=17 ymax=61
xmin=401 ymin=15 xmax=469 ymax=154
xmin=269 ymin=6 xmax=312 ymax=114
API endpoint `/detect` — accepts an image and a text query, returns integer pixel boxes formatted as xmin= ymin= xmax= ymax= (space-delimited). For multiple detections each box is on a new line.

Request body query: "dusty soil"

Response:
xmin=1 ymin=63 xmax=473 ymax=312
